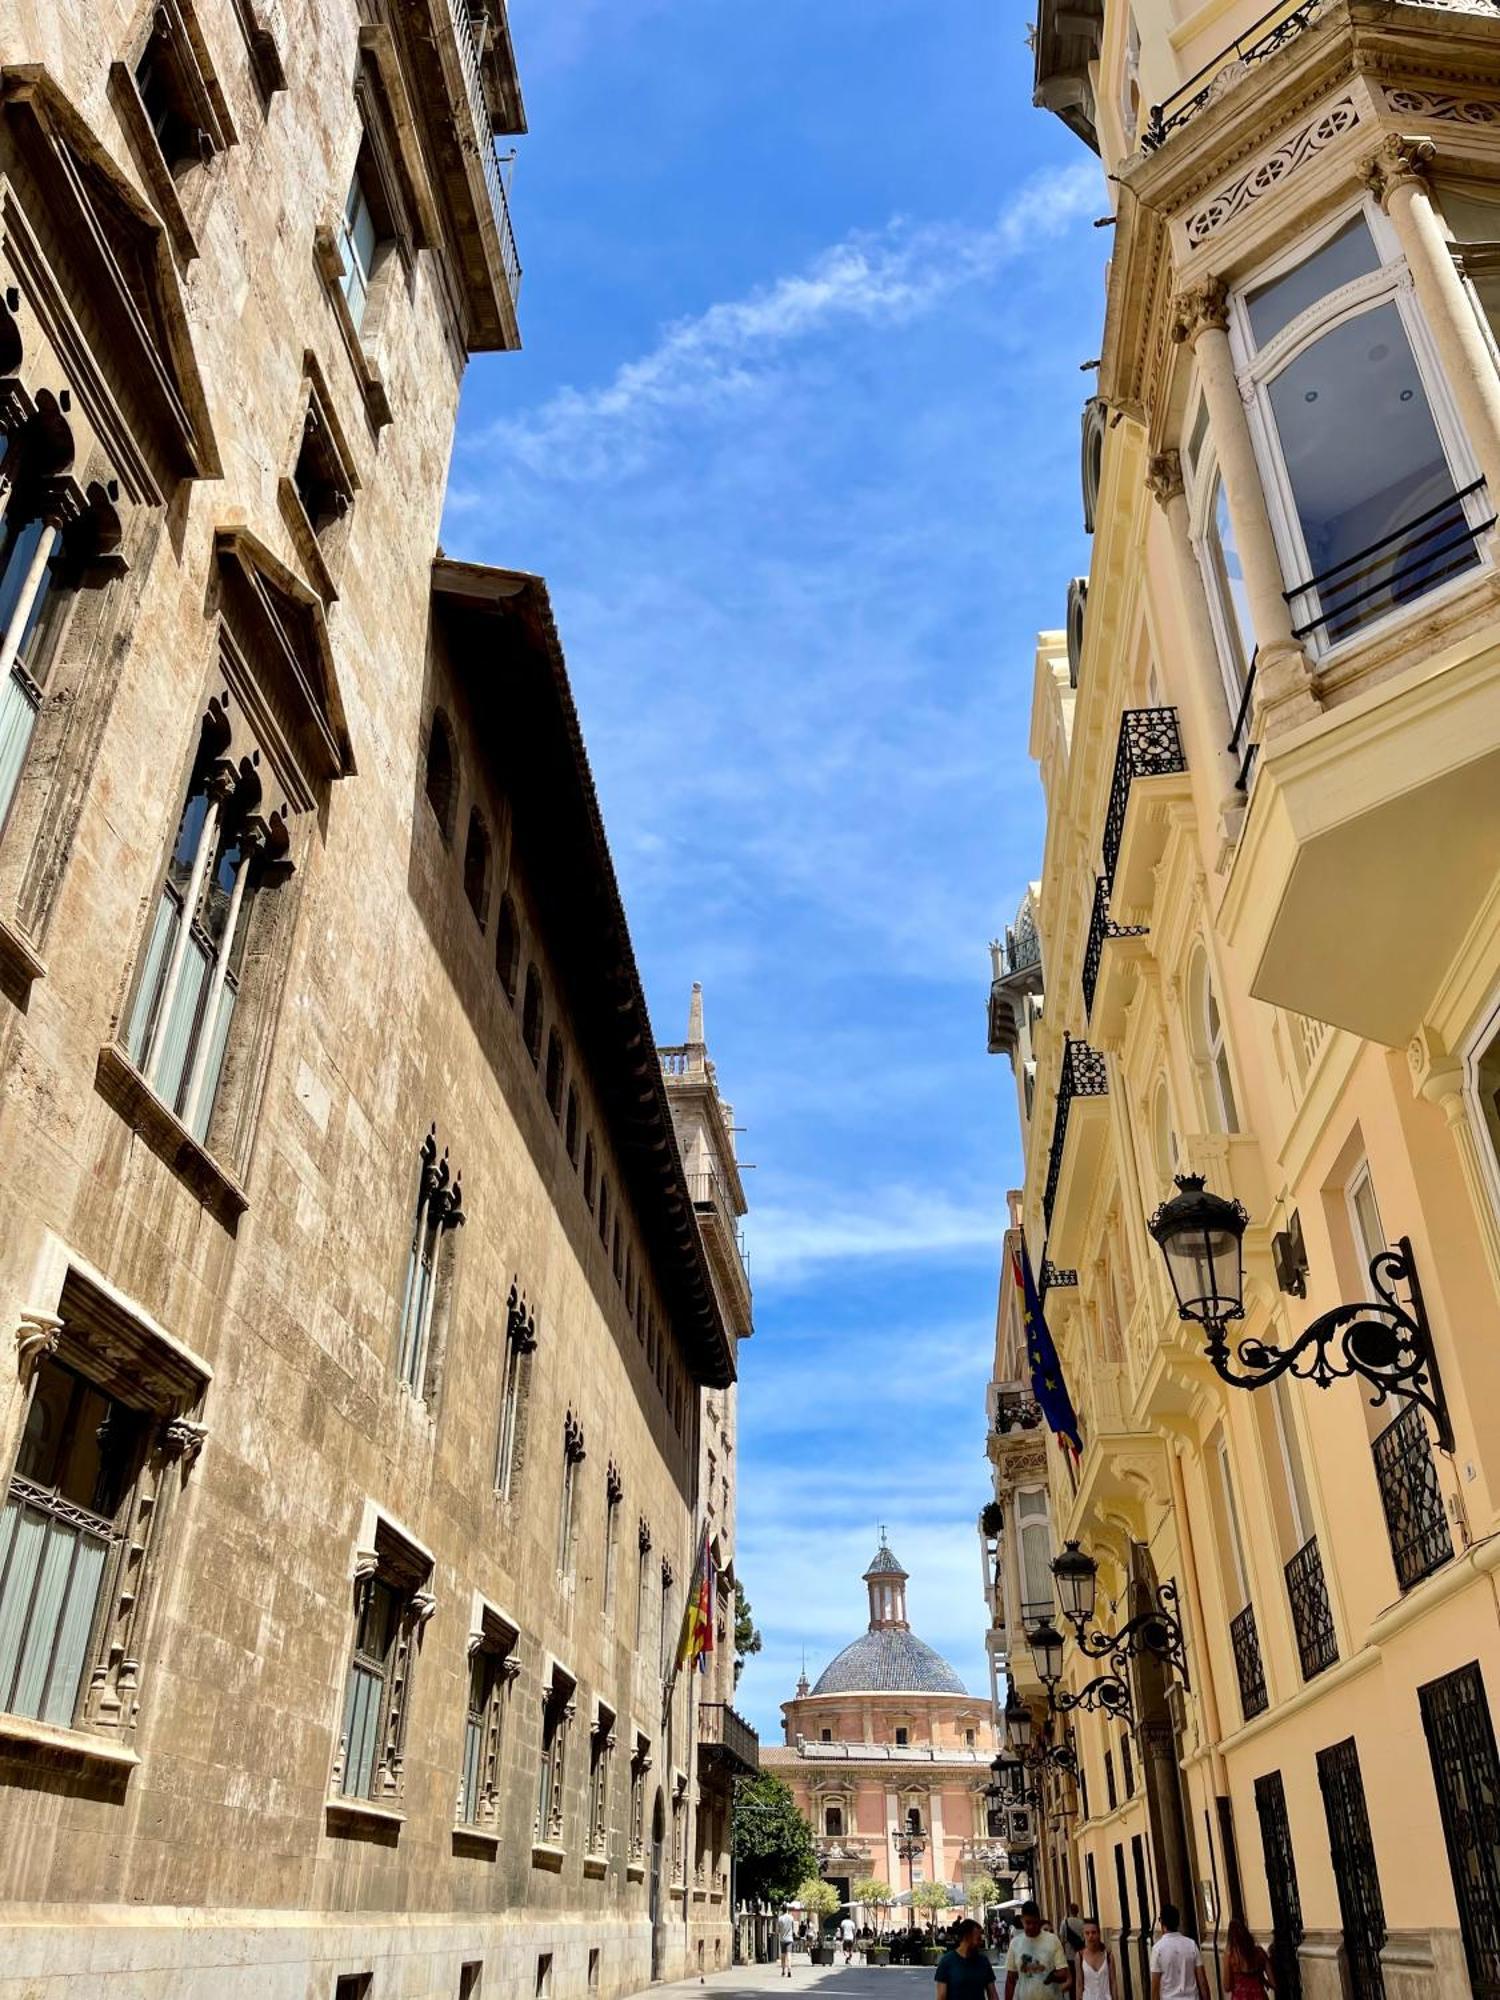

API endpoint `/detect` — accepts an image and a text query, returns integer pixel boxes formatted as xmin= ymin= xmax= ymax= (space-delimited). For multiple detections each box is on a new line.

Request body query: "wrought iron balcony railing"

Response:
xmin=1372 ymin=1401 xmax=1453 ymax=1593
xmin=1284 ymin=1535 xmax=1338 ymax=1682
xmin=698 ymin=1701 xmax=759 ymax=1774
xmin=1228 ymin=654 xmax=1259 ymax=794
xmin=995 ymin=1388 xmax=1045 ymax=1436
xmin=1042 ymin=1035 xmax=1109 ymax=1232
xmin=447 ymin=0 xmax=523 ymax=308
xmin=1140 ymin=0 xmax=1329 ymax=152
xmin=1101 ymin=708 xmax=1187 ymax=890
xmin=1230 ymin=1602 xmax=1268 ymax=1721
xmin=1082 ymin=875 xmax=1149 ymax=1021
xmin=1039 ymin=1261 xmax=1078 ymax=1299
xmin=686 ymin=1164 xmax=749 ymax=1277
xmin=1286 ymin=479 xmax=1492 ymax=646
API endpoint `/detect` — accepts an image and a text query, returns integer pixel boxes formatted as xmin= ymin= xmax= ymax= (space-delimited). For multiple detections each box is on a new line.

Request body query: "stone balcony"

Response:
xmin=697 ymin=1700 xmax=759 ymax=1778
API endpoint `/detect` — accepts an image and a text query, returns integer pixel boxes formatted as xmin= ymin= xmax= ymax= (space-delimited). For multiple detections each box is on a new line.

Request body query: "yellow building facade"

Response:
xmin=987 ymin=3 xmax=1500 ymax=1997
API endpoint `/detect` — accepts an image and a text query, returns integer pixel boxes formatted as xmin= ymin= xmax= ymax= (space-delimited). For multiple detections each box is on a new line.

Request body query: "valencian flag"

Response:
xmin=675 ymin=1524 xmax=716 ymax=1676
xmin=1014 ymin=1240 xmax=1083 ymax=1460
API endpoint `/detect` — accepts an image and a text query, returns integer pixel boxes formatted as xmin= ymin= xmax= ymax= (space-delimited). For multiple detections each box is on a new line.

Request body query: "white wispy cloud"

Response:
xmin=479 ymin=162 xmax=1099 ymax=480
xmin=749 ymin=1186 xmax=1002 ymax=1284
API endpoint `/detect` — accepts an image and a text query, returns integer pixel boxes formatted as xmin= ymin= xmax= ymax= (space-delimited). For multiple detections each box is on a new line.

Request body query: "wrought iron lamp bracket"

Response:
xmin=1052 ymin=1672 xmax=1134 ymax=1727
xmin=1068 ymin=1578 xmax=1191 ymax=1690
xmin=1207 ymin=1236 xmax=1453 ymax=1452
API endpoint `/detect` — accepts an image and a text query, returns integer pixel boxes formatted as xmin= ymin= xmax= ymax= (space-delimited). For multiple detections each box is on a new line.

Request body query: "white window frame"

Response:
xmin=1462 ymin=986 xmax=1500 ymax=1231
xmin=1269 ymin=1373 xmax=1313 ymax=1551
xmin=1189 ymin=948 xmax=1239 ymax=1135
xmin=1228 ymin=195 xmax=1492 ymax=661
xmin=1214 ymin=1430 xmax=1251 ymax=1613
xmin=1346 ymin=1157 xmax=1387 ymax=1276
xmin=1184 ymin=430 xmax=1257 ymax=726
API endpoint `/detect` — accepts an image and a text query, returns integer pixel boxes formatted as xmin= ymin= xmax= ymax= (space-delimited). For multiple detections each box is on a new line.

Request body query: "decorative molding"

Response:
xmin=1359 ymin=133 xmax=1437 ymax=211
xmin=563 ymin=1409 xmax=586 ymax=1463
xmin=15 ymin=1310 xmax=62 ymax=1383
xmin=638 ymin=1514 xmax=653 ymax=1553
xmin=409 ymin=1588 xmax=437 ymax=1627
xmin=352 ymin=1546 xmax=380 ymax=1584
xmin=1185 ymin=97 xmax=1360 ymax=246
xmin=1170 ymin=278 xmax=1231 ymax=345
xmin=1385 ymin=87 xmax=1500 ymax=126
xmin=160 ymin=1416 xmax=207 ymax=1466
xmin=506 ymin=1281 xmax=538 ymax=1352
xmin=606 ymin=1458 xmax=624 ymax=1504
xmin=1146 ymin=450 xmax=1184 ymax=508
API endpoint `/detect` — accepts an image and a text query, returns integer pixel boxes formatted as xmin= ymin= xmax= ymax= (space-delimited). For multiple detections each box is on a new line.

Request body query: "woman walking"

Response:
xmin=1224 ymin=1918 xmax=1275 ymax=1998
xmin=1078 ymin=1917 xmax=1117 ymax=2000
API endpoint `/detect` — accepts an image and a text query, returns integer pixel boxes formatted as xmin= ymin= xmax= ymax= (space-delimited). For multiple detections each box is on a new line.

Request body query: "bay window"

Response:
xmin=1232 ymin=205 xmax=1489 ymax=650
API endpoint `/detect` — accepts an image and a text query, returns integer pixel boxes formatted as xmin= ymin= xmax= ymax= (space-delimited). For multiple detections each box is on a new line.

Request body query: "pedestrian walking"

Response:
xmin=777 ymin=1908 xmax=796 ymax=1980
xmin=1060 ymin=1903 xmax=1087 ymax=1985
xmin=839 ymin=1914 xmax=857 ymax=1964
xmin=1078 ymin=1917 xmax=1117 ymax=2000
xmin=1004 ymin=1901 xmax=1071 ymax=2000
xmin=1224 ymin=1918 xmax=1275 ymax=1998
xmin=937 ymin=1917 xmax=1001 ymax=2000
xmin=1149 ymin=1905 xmax=1209 ymax=2000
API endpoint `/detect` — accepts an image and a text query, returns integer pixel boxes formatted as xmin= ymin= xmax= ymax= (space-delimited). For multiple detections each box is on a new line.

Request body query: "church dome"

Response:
xmin=806 ymin=1535 xmax=971 ymax=1697
xmin=811 ymin=1627 xmax=969 ymax=1696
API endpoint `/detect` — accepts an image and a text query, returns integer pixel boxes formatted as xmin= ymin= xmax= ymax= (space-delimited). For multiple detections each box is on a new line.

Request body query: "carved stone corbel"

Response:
xmin=1146 ymin=449 xmax=1184 ymax=508
xmin=352 ymin=1545 xmax=380 ymax=1584
xmin=161 ymin=1416 xmax=208 ymax=1467
xmin=409 ymin=1588 xmax=437 ymax=1627
xmin=15 ymin=1310 xmax=62 ymax=1384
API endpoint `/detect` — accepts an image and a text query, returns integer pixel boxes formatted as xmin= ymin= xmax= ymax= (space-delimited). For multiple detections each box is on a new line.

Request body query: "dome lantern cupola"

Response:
xmin=864 ymin=1531 xmax=910 ymax=1631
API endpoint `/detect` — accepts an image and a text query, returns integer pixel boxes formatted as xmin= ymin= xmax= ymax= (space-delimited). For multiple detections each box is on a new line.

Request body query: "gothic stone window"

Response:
xmin=535 ymin=1659 xmax=577 ymax=1852
xmin=395 ymin=1127 xmax=464 ymax=1403
xmin=545 ymin=1028 xmax=564 ymax=1121
xmin=494 ymin=1284 xmax=536 ymax=1504
xmin=636 ymin=1517 xmax=652 ymax=1648
xmin=587 ymin=1700 xmax=616 ymax=1866
xmin=114 ymin=0 xmax=235 ymax=264
xmin=280 ymin=362 xmax=357 ymax=604
xmin=0 ymin=1265 xmax=207 ymax=1743
xmin=630 ymin=1731 xmax=652 ymax=1864
xmin=522 ymin=962 xmax=543 ymax=1066
xmin=333 ymin=1518 xmax=433 ymax=1808
xmin=557 ymin=1412 xmax=585 ymax=1580
xmin=459 ymin=1601 xmax=519 ymax=1832
xmin=496 ymin=890 xmax=519 ymax=1001
xmin=603 ymin=1461 xmax=623 ymax=1617
xmin=424 ymin=708 xmax=457 ymax=841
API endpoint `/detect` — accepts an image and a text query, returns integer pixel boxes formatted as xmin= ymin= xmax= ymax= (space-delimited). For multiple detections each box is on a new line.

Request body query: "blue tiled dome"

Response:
xmin=811 ymin=1627 xmax=969 ymax=1696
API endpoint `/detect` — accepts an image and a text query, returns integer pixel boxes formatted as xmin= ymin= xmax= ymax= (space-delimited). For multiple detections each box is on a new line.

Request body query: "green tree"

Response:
xmin=733 ymin=1581 xmax=762 ymax=1685
xmin=855 ymin=1878 xmax=893 ymax=1934
xmin=797 ymin=1878 xmax=840 ymax=1933
xmin=731 ymin=1772 xmax=815 ymax=1905
xmin=967 ymin=1873 xmax=1000 ymax=1922
xmin=911 ymin=1879 xmax=953 ymax=1934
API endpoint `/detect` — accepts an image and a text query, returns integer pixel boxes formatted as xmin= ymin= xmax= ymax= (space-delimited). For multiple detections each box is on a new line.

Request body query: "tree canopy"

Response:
xmin=731 ymin=1772 xmax=815 ymax=1905
xmin=797 ymin=1878 xmax=840 ymax=1920
xmin=912 ymin=1879 xmax=954 ymax=1929
xmin=968 ymin=1873 xmax=1001 ymax=1912
xmin=733 ymin=1581 xmax=762 ymax=1685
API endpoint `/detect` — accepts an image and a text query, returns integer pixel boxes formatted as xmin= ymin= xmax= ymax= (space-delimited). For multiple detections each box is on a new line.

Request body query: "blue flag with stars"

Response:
xmin=1015 ymin=1240 xmax=1082 ymax=1459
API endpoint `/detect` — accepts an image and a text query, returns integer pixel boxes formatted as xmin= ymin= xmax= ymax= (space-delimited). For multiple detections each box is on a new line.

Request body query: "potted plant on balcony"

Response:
xmin=797 ymin=1878 xmax=840 ymax=1962
xmin=981 ymin=1501 xmax=1004 ymax=1537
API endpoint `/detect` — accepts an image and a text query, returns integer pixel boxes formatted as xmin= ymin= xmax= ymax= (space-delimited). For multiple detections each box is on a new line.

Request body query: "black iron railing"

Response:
xmin=1001 ymin=918 xmax=1042 ymax=982
xmin=1082 ymin=875 xmax=1150 ymax=1020
xmin=1419 ymin=1662 xmax=1500 ymax=1999
xmin=1372 ymin=1402 xmax=1452 ymax=1593
xmin=1101 ymin=709 xmax=1186 ymax=888
xmin=1141 ymin=0 xmax=1328 ymax=151
xmin=996 ymin=1389 xmax=1044 ymax=1435
xmin=1230 ymin=1603 xmax=1268 ymax=1721
xmin=1316 ymin=1738 xmax=1387 ymax=2000
xmin=1286 ymin=480 xmax=1492 ymax=644
xmin=1284 ymin=1536 xmax=1338 ymax=1682
xmin=1040 ymin=1261 xmax=1078 ymax=1298
xmin=1228 ymin=654 xmax=1259 ymax=793
xmin=1042 ymin=1035 xmax=1109 ymax=1232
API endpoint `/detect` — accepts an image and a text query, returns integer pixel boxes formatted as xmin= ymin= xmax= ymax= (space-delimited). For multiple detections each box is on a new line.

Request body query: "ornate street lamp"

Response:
xmin=1051 ymin=1540 xmax=1097 ymax=1626
xmin=1050 ymin=1542 xmax=1190 ymax=1686
xmin=1026 ymin=1618 xmax=1066 ymax=1689
xmin=1148 ymin=1174 xmax=1453 ymax=1449
xmin=1003 ymin=1686 xmax=1035 ymax=1753
xmin=894 ymin=1806 xmax=927 ymax=1905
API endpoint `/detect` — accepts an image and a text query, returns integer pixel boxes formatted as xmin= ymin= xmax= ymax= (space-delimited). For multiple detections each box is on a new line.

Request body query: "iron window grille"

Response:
xmin=1371 ymin=1401 xmax=1452 ymax=1593
xmin=1284 ymin=1536 xmax=1338 ymax=1681
xmin=1253 ymin=1770 xmax=1304 ymax=2000
xmin=1230 ymin=1603 xmax=1268 ymax=1721
xmin=1419 ymin=1660 xmax=1500 ymax=2000
xmin=1316 ymin=1737 xmax=1387 ymax=2000
xmin=1101 ymin=708 xmax=1186 ymax=889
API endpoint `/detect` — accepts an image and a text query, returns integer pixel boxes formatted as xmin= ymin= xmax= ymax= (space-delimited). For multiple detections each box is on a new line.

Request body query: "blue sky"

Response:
xmin=445 ymin=0 xmax=1107 ymax=1738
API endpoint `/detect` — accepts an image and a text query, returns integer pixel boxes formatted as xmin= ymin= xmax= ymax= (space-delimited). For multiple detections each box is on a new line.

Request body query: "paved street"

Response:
xmin=653 ymin=1965 xmax=936 ymax=1998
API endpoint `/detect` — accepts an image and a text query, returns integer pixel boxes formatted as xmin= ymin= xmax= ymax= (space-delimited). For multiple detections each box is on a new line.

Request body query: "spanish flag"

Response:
xmin=676 ymin=1525 xmax=716 ymax=1675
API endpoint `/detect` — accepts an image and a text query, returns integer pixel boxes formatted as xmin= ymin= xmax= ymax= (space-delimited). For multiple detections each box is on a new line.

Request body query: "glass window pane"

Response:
xmin=1186 ymin=398 xmax=1210 ymax=480
xmin=1246 ymin=216 xmax=1380 ymax=348
xmin=0 ymin=664 xmax=39 ymax=834
xmin=40 ymin=1528 xmax=106 ymax=1725
xmin=0 ymin=517 xmax=48 ymax=645
xmin=1267 ymin=302 xmax=1475 ymax=640
xmin=9 ymin=1511 xmax=82 ymax=1718
xmin=1475 ymin=1020 xmax=1500 ymax=1184
xmin=1350 ymin=1169 xmax=1384 ymax=1270
xmin=342 ymin=1659 xmax=382 ymax=1797
xmin=156 ymin=931 xmax=212 ymax=1116
xmin=186 ymin=980 xmax=234 ymax=1143
xmin=0 ymin=1498 xmax=43 ymax=1707
xmin=1209 ymin=480 xmax=1253 ymax=690
xmin=125 ymin=892 xmax=179 ymax=1070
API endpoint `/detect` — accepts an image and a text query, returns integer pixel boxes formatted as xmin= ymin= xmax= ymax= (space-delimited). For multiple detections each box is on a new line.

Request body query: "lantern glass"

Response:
xmin=1148 ymin=1175 xmax=1248 ymax=1326
xmin=1027 ymin=1617 xmax=1065 ymax=1687
xmin=1005 ymin=1690 xmax=1034 ymax=1752
xmin=1052 ymin=1541 xmax=1097 ymax=1627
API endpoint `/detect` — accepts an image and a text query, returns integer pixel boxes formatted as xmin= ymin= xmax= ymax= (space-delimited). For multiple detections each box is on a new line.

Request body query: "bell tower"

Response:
xmin=864 ymin=1532 xmax=910 ymax=1631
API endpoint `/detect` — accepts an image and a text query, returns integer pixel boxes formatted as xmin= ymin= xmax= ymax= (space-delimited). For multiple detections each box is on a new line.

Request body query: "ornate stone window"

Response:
xmin=586 ymin=1699 xmax=616 ymax=1870
xmin=463 ymin=806 xmax=491 ymax=927
xmin=458 ymin=1599 xmax=519 ymax=1833
xmin=636 ymin=1516 xmax=652 ymax=1647
xmin=659 ymin=1555 xmax=676 ymax=1681
xmin=494 ymin=1283 xmax=536 ymax=1503
xmin=534 ymin=1658 xmax=577 ymax=1855
xmin=113 ymin=0 xmax=235 ymax=264
xmin=602 ymin=1460 xmax=623 ymax=1617
xmin=557 ymin=1411 xmax=585 ymax=1580
xmin=496 ymin=890 xmax=520 ymax=1000
xmin=1229 ymin=200 xmax=1488 ymax=652
xmin=331 ymin=1513 xmax=433 ymax=1814
xmin=280 ymin=360 xmax=358 ymax=604
xmin=424 ymin=708 xmax=457 ymax=841
xmin=1 ymin=1261 xmax=207 ymax=1753
xmin=671 ymin=1772 xmax=688 ymax=1886
xmin=394 ymin=1126 xmax=464 ymax=1403
xmin=629 ymin=1730 xmax=652 ymax=1869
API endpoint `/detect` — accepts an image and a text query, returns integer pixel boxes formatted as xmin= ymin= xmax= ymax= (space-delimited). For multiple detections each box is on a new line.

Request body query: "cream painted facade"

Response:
xmin=986 ymin=2 xmax=1500 ymax=1997
xmin=0 ymin=3 xmax=754 ymax=1997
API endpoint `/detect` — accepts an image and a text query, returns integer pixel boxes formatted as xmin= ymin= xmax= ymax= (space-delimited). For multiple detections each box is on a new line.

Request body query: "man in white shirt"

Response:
xmin=777 ymin=1908 xmax=796 ymax=1979
xmin=839 ymin=1915 xmax=857 ymax=1963
xmin=1149 ymin=1905 xmax=1209 ymax=2000
xmin=1004 ymin=1901 xmax=1071 ymax=2000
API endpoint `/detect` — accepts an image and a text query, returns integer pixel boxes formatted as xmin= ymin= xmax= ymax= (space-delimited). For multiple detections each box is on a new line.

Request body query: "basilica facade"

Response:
xmin=762 ymin=1542 xmax=1003 ymax=1914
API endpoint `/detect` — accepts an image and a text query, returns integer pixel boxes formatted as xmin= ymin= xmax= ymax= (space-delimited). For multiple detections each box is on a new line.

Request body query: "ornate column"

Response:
xmin=1409 ymin=1024 xmax=1500 ymax=1307
xmin=1363 ymin=135 xmax=1500 ymax=507
xmin=1171 ymin=281 xmax=1319 ymax=732
xmin=1146 ymin=450 xmax=1249 ymax=833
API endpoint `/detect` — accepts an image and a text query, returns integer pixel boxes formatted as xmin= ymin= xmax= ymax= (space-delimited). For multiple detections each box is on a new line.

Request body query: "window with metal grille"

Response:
xmin=1253 ymin=1770 xmax=1303 ymax=2000
xmin=1284 ymin=1535 xmax=1338 ymax=1680
xmin=1316 ymin=1736 xmax=1386 ymax=2000
xmin=1372 ymin=1401 xmax=1452 ymax=1592
xmin=1419 ymin=1660 xmax=1500 ymax=2000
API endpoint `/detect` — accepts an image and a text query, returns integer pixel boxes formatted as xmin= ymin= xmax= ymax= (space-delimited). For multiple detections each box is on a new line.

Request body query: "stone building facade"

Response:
xmin=763 ymin=1542 xmax=1002 ymax=1919
xmin=986 ymin=0 xmax=1500 ymax=1994
xmin=0 ymin=3 xmax=745 ymax=1996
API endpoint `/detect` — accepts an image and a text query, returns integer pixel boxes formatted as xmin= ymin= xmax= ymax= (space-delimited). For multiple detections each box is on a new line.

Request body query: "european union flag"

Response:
xmin=1015 ymin=1241 xmax=1082 ymax=1459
